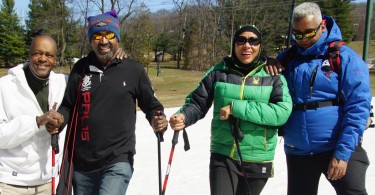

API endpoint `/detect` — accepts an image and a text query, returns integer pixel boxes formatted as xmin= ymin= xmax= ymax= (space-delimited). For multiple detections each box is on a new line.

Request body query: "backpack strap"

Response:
xmin=281 ymin=41 xmax=345 ymax=71
xmin=328 ymin=41 xmax=345 ymax=74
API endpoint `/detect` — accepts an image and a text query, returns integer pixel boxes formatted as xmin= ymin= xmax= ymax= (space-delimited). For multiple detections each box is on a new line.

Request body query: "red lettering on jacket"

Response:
xmin=82 ymin=104 xmax=90 ymax=115
xmin=81 ymin=91 xmax=91 ymax=141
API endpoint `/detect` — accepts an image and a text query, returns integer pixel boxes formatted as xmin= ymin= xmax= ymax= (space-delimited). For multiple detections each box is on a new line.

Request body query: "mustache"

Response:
xmin=96 ymin=45 xmax=114 ymax=60
xmin=98 ymin=43 xmax=112 ymax=48
xmin=34 ymin=62 xmax=52 ymax=66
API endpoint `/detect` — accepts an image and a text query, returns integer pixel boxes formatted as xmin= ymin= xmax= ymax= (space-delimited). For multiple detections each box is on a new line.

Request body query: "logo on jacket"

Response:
xmin=252 ymin=77 xmax=260 ymax=85
xmin=322 ymin=59 xmax=332 ymax=78
xmin=81 ymin=75 xmax=92 ymax=91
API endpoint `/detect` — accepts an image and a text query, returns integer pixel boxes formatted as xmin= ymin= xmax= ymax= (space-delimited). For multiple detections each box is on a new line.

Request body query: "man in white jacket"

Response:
xmin=0 ymin=34 xmax=66 ymax=194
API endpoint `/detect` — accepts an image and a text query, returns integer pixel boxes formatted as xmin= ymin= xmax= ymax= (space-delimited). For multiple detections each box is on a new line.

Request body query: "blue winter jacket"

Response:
xmin=277 ymin=16 xmax=371 ymax=162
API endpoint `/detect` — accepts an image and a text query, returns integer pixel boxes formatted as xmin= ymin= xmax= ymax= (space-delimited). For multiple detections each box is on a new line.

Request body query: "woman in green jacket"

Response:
xmin=169 ymin=25 xmax=292 ymax=195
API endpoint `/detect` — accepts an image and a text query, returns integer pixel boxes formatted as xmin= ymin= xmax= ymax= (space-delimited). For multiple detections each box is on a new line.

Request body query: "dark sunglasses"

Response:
xmin=292 ymin=24 xmax=321 ymax=40
xmin=235 ymin=36 xmax=260 ymax=46
xmin=93 ymin=32 xmax=116 ymax=40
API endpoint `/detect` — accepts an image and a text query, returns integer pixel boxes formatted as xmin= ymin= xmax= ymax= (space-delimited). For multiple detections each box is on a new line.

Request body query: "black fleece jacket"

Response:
xmin=58 ymin=51 xmax=164 ymax=172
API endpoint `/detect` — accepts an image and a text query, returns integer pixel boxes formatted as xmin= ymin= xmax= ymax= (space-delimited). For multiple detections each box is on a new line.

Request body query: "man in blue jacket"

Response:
xmin=271 ymin=2 xmax=371 ymax=195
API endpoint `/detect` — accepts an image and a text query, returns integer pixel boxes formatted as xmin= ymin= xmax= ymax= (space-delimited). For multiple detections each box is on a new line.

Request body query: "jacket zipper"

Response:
xmin=309 ymin=65 xmax=319 ymax=98
xmin=230 ymin=64 xmax=265 ymax=159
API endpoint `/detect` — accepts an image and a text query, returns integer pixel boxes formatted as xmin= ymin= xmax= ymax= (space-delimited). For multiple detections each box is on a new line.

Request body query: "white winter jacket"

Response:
xmin=0 ymin=63 xmax=67 ymax=186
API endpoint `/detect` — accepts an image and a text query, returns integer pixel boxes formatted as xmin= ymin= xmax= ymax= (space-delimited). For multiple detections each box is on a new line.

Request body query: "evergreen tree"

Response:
xmin=317 ymin=0 xmax=355 ymax=43
xmin=0 ymin=0 xmax=27 ymax=67
xmin=26 ymin=0 xmax=73 ymax=66
xmin=156 ymin=32 xmax=178 ymax=62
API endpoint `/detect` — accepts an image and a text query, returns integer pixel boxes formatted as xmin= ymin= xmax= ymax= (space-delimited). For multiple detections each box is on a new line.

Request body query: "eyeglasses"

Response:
xmin=235 ymin=36 xmax=260 ymax=46
xmin=292 ymin=24 xmax=321 ymax=40
xmin=93 ymin=32 xmax=116 ymax=40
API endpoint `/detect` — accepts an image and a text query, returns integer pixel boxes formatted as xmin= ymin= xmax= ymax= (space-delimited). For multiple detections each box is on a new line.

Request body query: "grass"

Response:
xmin=0 ymin=41 xmax=374 ymax=108
xmin=146 ymin=64 xmax=204 ymax=108
xmin=346 ymin=40 xmax=375 ymax=59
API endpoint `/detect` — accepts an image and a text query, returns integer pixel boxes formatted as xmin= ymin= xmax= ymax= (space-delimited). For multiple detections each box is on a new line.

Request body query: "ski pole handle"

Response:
xmin=51 ymin=102 xmax=58 ymax=195
xmin=171 ymin=130 xmax=179 ymax=146
xmin=51 ymin=103 xmax=59 ymax=152
xmin=155 ymin=110 xmax=164 ymax=142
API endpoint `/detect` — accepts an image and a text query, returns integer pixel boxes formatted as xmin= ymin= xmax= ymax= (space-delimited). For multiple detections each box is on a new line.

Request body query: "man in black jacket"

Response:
xmin=50 ymin=10 xmax=168 ymax=195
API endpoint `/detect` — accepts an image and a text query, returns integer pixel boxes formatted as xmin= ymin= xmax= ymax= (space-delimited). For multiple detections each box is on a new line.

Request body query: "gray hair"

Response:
xmin=293 ymin=2 xmax=322 ymax=25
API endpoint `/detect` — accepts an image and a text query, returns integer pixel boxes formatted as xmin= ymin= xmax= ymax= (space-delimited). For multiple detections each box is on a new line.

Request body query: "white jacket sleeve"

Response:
xmin=0 ymin=109 xmax=43 ymax=149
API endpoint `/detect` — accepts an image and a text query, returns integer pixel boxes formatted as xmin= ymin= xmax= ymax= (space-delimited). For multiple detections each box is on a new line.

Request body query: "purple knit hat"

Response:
xmin=87 ymin=10 xmax=120 ymax=41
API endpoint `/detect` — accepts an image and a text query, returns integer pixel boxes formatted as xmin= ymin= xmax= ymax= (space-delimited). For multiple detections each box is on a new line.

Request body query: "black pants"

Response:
xmin=286 ymin=145 xmax=369 ymax=195
xmin=209 ymin=161 xmax=268 ymax=195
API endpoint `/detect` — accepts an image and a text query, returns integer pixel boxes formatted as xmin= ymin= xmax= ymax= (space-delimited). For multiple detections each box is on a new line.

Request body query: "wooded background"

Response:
xmin=0 ymin=0 xmax=373 ymax=70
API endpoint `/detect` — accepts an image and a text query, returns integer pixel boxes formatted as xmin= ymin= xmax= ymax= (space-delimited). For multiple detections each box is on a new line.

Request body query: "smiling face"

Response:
xmin=29 ymin=35 xmax=57 ymax=78
xmin=91 ymin=30 xmax=119 ymax=65
xmin=234 ymin=31 xmax=260 ymax=65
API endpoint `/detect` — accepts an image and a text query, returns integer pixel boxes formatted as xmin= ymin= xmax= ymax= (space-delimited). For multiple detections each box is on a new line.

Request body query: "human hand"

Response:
xmin=264 ymin=58 xmax=284 ymax=76
xmin=112 ymin=47 xmax=127 ymax=60
xmin=43 ymin=103 xmax=63 ymax=134
xmin=327 ymin=157 xmax=348 ymax=180
xmin=151 ymin=114 xmax=168 ymax=133
xmin=169 ymin=113 xmax=186 ymax=131
xmin=219 ymin=105 xmax=232 ymax=120
xmin=39 ymin=111 xmax=64 ymax=134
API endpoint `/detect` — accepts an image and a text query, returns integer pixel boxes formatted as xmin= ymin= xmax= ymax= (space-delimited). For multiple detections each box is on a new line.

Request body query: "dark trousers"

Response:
xmin=286 ymin=145 xmax=369 ymax=195
xmin=209 ymin=165 xmax=268 ymax=195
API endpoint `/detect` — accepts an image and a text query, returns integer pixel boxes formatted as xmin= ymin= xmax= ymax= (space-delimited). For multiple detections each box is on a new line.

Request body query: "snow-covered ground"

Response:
xmin=127 ymin=98 xmax=375 ymax=195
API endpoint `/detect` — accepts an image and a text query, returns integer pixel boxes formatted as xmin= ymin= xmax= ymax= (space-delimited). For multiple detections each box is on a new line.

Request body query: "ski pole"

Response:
xmin=161 ymin=130 xmax=180 ymax=195
xmin=229 ymin=116 xmax=252 ymax=195
xmin=155 ymin=111 xmax=164 ymax=195
xmin=51 ymin=102 xmax=59 ymax=195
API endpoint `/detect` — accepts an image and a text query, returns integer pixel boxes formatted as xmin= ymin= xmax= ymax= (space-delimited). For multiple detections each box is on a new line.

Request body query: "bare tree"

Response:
xmin=74 ymin=0 xmax=90 ymax=57
xmin=173 ymin=0 xmax=187 ymax=69
xmin=89 ymin=0 xmax=138 ymax=25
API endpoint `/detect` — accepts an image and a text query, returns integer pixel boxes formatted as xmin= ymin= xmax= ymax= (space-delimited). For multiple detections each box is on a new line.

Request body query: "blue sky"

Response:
xmin=11 ymin=0 xmax=175 ymax=26
xmin=146 ymin=0 xmax=174 ymax=11
xmin=12 ymin=0 xmax=370 ymax=23
xmin=13 ymin=0 xmax=175 ymax=20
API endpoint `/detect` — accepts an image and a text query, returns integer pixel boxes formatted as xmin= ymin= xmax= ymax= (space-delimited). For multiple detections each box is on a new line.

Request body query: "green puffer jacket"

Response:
xmin=179 ymin=57 xmax=292 ymax=163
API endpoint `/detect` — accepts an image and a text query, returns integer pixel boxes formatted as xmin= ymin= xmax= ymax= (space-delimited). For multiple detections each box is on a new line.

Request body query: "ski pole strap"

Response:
xmin=182 ymin=129 xmax=190 ymax=151
xmin=228 ymin=115 xmax=244 ymax=141
xmin=228 ymin=116 xmax=252 ymax=195
xmin=172 ymin=129 xmax=190 ymax=151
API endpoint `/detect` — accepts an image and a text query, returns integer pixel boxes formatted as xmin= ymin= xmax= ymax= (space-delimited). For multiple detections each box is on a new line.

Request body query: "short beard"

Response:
xmin=96 ymin=51 xmax=114 ymax=60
